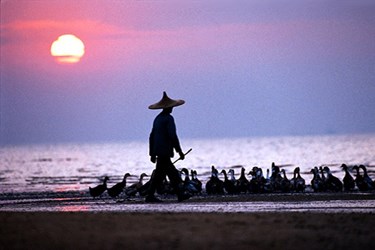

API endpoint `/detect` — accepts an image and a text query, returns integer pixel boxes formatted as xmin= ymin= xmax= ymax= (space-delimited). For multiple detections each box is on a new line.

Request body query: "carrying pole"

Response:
xmin=173 ymin=148 xmax=192 ymax=164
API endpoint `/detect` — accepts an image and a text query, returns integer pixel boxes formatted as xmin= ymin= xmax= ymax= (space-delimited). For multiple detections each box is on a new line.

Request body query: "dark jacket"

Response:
xmin=149 ymin=110 xmax=182 ymax=158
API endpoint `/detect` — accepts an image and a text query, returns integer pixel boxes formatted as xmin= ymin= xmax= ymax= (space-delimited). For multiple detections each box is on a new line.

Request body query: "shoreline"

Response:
xmin=1 ymin=191 xmax=375 ymax=213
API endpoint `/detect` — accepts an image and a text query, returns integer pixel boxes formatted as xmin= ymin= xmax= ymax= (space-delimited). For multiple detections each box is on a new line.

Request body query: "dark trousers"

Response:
xmin=148 ymin=157 xmax=182 ymax=196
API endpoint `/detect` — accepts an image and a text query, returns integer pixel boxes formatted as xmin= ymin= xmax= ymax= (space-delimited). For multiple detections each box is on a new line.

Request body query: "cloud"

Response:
xmin=1 ymin=16 xmax=373 ymax=74
xmin=1 ymin=19 xmax=126 ymax=41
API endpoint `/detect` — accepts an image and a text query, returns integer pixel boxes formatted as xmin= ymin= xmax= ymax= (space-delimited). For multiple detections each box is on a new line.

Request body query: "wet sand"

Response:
xmin=1 ymin=192 xmax=375 ymax=249
xmin=1 ymin=212 xmax=374 ymax=250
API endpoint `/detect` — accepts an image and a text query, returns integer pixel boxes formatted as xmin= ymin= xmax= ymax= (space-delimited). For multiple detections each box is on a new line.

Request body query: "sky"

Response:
xmin=1 ymin=0 xmax=375 ymax=146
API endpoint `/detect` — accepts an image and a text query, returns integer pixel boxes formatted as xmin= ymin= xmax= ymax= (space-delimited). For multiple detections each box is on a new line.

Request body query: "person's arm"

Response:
xmin=149 ymin=129 xmax=156 ymax=163
xmin=167 ymin=116 xmax=184 ymax=159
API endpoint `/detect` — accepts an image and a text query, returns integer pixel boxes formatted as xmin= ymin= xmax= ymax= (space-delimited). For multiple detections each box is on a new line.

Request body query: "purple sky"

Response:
xmin=1 ymin=1 xmax=375 ymax=145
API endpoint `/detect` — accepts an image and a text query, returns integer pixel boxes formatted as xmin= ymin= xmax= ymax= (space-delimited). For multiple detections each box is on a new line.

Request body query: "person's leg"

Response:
xmin=146 ymin=158 xmax=167 ymax=202
xmin=165 ymin=159 xmax=182 ymax=187
xmin=164 ymin=159 xmax=191 ymax=202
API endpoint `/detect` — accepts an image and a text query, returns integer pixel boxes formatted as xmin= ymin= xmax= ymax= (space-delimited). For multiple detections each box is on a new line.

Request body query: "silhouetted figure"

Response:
xmin=89 ymin=176 xmax=109 ymax=198
xmin=107 ymin=173 xmax=131 ymax=198
xmin=145 ymin=92 xmax=190 ymax=203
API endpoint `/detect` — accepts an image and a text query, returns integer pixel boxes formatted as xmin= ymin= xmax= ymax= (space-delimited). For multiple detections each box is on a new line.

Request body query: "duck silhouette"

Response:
xmin=236 ymin=167 xmax=249 ymax=193
xmin=323 ymin=166 xmax=343 ymax=192
xmin=341 ymin=164 xmax=355 ymax=191
xmin=280 ymin=169 xmax=291 ymax=192
xmin=310 ymin=167 xmax=324 ymax=192
xmin=221 ymin=169 xmax=237 ymax=194
xmin=248 ymin=167 xmax=265 ymax=193
xmin=107 ymin=173 xmax=131 ymax=198
xmin=270 ymin=163 xmax=283 ymax=192
xmin=181 ymin=168 xmax=199 ymax=195
xmin=291 ymin=167 xmax=305 ymax=192
xmin=359 ymin=165 xmax=374 ymax=190
xmin=191 ymin=170 xmax=202 ymax=194
xmin=319 ymin=166 xmax=327 ymax=184
xmin=352 ymin=165 xmax=368 ymax=191
xmin=205 ymin=166 xmax=224 ymax=195
xmin=228 ymin=169 xmax=240 ymax=193
xmin=263 ymin=169 xmax=272 ymax=193
xmin=137 ymin=171 xmax=154 ymax=197
xmin=89 ymin=176 xmax=109 ymax=198
xmin=125 ymin=173 xmax=148 ymax=197
xmin=156 ymin=176 xmax=175 ymax=195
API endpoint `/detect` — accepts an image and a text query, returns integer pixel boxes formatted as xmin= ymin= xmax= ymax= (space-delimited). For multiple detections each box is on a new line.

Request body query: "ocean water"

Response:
xmin=1 ymin=134 xmax=374 ymax=194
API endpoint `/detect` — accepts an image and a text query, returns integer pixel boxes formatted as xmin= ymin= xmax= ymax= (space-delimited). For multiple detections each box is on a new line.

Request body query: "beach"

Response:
xmin=1 ymin=211 xmax=374 ymax=250
xmin=1 ymin=192 xmax=375 ymax=250
xmin=1 ymin=135 xmax=374 ymax=249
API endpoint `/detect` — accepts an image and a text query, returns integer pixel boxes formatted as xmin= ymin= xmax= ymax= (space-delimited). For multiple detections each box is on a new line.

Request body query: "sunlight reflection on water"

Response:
xmin=0 ymin=134 xmax=374 ymax=193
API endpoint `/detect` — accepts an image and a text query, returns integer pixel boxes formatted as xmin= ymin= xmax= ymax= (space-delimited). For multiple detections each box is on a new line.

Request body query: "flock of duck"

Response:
xmin=89 ymin=163 xmax=374 ymax=199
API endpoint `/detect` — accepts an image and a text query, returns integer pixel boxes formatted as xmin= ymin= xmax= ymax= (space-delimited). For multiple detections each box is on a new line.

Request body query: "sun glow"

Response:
xmin=50 ymin=34 xmax=85 ymax=63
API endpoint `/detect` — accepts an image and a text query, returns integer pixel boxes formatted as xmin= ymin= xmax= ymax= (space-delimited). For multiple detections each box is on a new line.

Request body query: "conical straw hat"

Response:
xmin=148 ymin=91 xmax=185 ymax=109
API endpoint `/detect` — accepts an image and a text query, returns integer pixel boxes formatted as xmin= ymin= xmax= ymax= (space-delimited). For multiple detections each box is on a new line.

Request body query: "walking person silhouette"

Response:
xmin=145 ymin=92 xmax=191 ymax=203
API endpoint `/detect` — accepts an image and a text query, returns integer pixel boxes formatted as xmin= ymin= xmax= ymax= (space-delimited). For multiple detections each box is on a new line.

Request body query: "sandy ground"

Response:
xmin=1 ymin=192 xmax=375 ymax=249
xmin=0 ymin=211 xmax=374 ymax=250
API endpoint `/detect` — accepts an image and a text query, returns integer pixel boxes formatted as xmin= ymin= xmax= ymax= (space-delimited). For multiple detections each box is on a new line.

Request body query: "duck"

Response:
xmin=138 ymin=178 xmax=152 ymax=197
xmin=125 ymin=173 xmax=148 ymax=197
xmin=270 ymin=162 xmax=283 ymax=192
xmin=319 ymin=166 xmax=326 ymax=184
xmin=228 ymin=169 xmax=240 ymax=194
xmin=221 ymin=169 xmax=237 ymax=194
xmin=341 ymin=164 xmax=355 ymax=191
xmin=263 ymin=169 xmax=272 ymax=193
xmin=323 ymin=166 xmax=343 ymax=192
xmin=291 ymin=167 xmax=305 ymax=192
xmin=205 ymin=166 xmax=224 ymax=195
xmin=142 ymin=170 xmax=174 ymax=196
xmin=256 ymin=167 xmax=266 ymax=192
xmin=156 ymin=176 xmax=176 ymax=195
xmin=248 ymin=167 xmax=265 ymax=193
xmin=236 ymin=167 xmax=249 ymax=193
xmin=107 ymin=173 xmax=131 ymax=198
xmin=280 ymin=169 xmax=291 ymax=192
xmin=310 ymin=167 xmax=324 ymax=192
xmin=359 ymin=165 xmax=374 ymax=190
xmin=352 ymin=165 xmax=368 ymax=191
xmin=89 ymin=176 xmax=109 ymax=198
xmin=191 ymin=170 xmax=202 ymax=194
xmin=181 ymin=168 xmax=199 ymax=195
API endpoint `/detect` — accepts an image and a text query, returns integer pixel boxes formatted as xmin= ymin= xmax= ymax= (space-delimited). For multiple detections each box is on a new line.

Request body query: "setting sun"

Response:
xmin=50 ymin=34 xmax=85 ymax=63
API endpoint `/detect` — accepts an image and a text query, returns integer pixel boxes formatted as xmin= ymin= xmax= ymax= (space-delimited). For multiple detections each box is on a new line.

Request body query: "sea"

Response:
xmin=1 ymin=134 xmax=374 ymax=194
